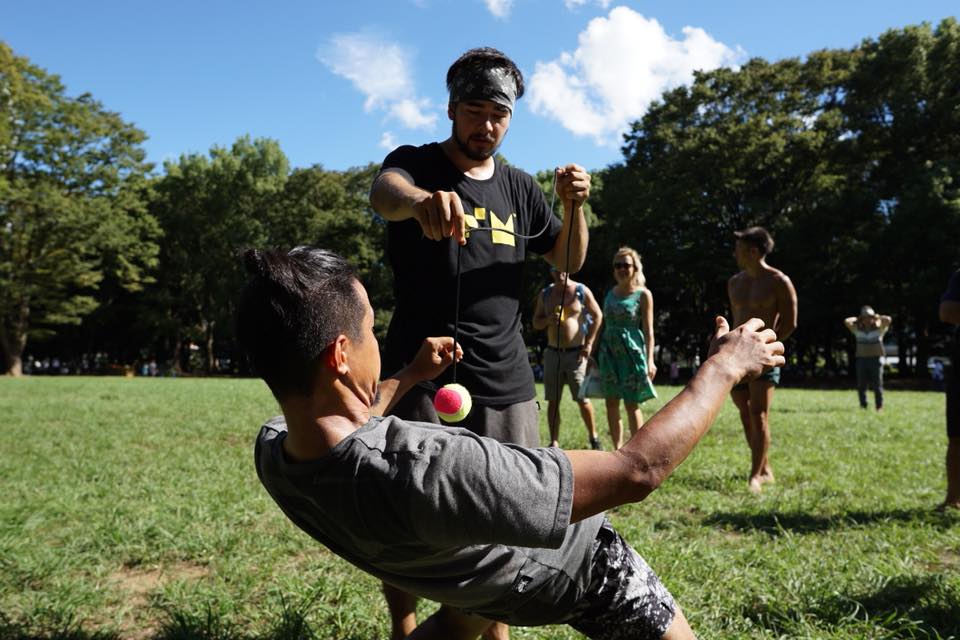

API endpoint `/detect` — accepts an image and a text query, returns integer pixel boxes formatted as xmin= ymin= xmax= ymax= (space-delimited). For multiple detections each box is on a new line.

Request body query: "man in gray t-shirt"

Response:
xmin=256 ymin=415 xmax=603 ymax=625
xmin=237 ymin=246 xmax=785 ymax=639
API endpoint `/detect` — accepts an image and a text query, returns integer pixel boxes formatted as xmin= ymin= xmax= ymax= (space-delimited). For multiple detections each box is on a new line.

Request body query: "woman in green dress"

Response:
xmin=596 ymin=247 xmax=657 ymax=449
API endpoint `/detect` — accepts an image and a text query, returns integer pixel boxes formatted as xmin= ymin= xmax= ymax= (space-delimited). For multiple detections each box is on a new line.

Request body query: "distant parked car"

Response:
xmin=928 ymin=355 xmax=952 ymax=372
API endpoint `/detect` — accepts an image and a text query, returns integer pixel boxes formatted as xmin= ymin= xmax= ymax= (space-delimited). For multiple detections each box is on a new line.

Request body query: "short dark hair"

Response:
xmin=236 ymin=246 xmax=364 ymax=400
xmin=446 ymin=47 xmax=525 ymax=101
xmin=734 ymin=226 xmax=775 ymax=256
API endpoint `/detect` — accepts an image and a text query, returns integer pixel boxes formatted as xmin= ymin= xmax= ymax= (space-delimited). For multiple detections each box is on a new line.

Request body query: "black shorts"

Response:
xmin=563 ymin=520 xmax=677 ymax=639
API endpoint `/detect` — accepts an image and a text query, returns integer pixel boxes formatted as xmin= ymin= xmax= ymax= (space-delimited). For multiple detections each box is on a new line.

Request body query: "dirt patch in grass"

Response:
xmin=927 ymin=549 xmax=960 ymax=572
xmin=101 ymin=561 xmax=211 ymax=638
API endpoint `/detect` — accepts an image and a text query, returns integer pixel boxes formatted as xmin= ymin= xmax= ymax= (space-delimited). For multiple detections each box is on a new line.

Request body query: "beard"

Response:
xmin=452 ymin=119 xmax=502 ymax=161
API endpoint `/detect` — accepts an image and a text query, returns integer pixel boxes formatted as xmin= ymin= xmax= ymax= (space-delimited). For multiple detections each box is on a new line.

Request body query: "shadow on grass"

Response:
xmin=0 ymin=624 xmax=118 ymax=640
xmin=776 ymin=406 xmax=847 ymax=414
xmin=704 ymin=507 xmax=958 ymax=535
xmin=672 ymin=471 xmax=742 ymax=492
xmin=0 ymin=601 xmax=372 ymax=640
xmin=744 ymin=574 xmax=960 ymax=639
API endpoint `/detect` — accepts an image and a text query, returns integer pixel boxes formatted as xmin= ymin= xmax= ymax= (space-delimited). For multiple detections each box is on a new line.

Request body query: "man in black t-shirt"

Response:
xmin=370 ymin=47 xmax=591 ymax=640
xmin=939 ymin=269 xmax=960 ymax=511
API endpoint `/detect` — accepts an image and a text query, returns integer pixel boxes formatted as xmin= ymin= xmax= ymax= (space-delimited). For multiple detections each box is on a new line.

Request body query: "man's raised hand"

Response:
xmin=409 ymin=337 xmax=464 ymax=382
xmin=708 ymin=317 xmax=785 ymax=383
xmin=555 ymin=164 xmax=591 ymax=207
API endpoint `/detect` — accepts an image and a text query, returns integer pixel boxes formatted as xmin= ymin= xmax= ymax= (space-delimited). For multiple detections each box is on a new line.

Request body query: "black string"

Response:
xmin=554 ymin=199 xmax=576 ymax=425
xmin=452 ymin=241 xmax=462 ymax=383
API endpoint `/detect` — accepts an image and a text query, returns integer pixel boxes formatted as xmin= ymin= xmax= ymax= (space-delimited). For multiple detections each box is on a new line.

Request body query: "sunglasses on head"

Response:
xmin=614 ymin=262 xmax=633 ymax=269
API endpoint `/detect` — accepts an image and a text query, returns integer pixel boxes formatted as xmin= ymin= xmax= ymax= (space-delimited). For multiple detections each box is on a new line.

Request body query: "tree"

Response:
xmin=269 ymin=162 xmax=392 ymax=338
xmin=148 ymin=137 xmax=288 ymax=373
xmin=595 ymin=19 xmax=960 ymax=379
xmin=0 ymin=42 xmax=158 ymax=375
xmin=842 ymin=19 xmax=960 ymax=374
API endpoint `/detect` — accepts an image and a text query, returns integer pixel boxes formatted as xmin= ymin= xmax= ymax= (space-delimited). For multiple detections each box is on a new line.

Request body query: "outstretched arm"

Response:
xmin=370 ymin=171 xmax=468 ymax=245
xmin=565 ymin=317 xmax=784 ymax=523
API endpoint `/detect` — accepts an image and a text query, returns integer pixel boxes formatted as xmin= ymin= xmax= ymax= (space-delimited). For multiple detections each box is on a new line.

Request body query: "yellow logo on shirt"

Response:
xmin=463 ymin=208 xmax=516 ymax=246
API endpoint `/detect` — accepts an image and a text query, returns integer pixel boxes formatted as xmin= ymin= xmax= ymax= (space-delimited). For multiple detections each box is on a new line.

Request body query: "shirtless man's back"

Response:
xmin=728 ymin=227 xmax=798 ymax=492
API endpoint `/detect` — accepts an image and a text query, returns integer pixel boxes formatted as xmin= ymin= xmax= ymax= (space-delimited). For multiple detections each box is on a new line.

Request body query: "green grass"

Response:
xmin=1 ymin=377 xmax=957 ymax=639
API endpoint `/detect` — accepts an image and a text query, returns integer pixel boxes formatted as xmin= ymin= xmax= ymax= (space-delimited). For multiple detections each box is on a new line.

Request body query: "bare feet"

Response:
xmin=749 ymin=469 xmax=774 ymax=493
xmin=935 ymin=500 xmax=960 ymax=512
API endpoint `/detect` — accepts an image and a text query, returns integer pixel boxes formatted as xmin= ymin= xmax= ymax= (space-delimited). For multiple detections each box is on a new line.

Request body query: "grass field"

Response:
xmin=1 ymin=376 xmax=958 ymax=639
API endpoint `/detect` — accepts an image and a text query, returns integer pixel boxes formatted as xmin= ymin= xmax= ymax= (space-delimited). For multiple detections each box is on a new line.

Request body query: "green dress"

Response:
xmin=598 ymin=288 xmax=657 ymax=403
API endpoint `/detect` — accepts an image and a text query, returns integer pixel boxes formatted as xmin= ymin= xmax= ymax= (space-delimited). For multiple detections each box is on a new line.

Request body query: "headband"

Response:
xmin=449 ymin=66 xmax=518 ymax=112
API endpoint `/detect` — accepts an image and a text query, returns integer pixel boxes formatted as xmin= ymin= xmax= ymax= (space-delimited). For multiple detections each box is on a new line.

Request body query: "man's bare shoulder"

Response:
xmin=764 ymin=266 xmax=795 ymax=290
xmin=729 ymin=271 xmax=747 ymax=285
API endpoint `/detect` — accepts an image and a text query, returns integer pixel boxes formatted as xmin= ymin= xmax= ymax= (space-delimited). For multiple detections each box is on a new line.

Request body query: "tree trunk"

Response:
xmin=0 ymin=331 xmax=26 ymax=376
xmin=915 ymin=315 xmax=930 ymax=380
xmin=171 ymin=332 xmax=183 ymax=374
xmin=0 ymin=304 xmax=28 ymax=376
xmin=205 ymin=320 xmax=215 ymax=374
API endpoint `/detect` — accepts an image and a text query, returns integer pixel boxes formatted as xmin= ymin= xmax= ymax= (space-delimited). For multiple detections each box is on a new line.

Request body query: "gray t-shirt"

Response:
xmin=255 ymin=415 xmax=604 ymax=625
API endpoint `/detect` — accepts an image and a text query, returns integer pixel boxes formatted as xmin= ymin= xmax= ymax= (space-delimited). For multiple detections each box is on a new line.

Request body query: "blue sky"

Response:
xmin=4 ymin=1 xmax=956 ymax=175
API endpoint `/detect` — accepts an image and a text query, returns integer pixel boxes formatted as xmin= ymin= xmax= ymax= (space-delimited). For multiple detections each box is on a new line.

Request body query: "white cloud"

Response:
xmin=379 ymin=131 xmax=398 ymax=150
xmin=528 ymin=7 xmax=744 ymax=144
xmin=484 ymin=0 xmax=513 ymax=18
xmin=317 ymin=32 xmax=437 ymax=130
xmin=564 ymin=0 xmax=612 ymax=9
xmin=389 ymin=98 xmax=436 ymax=129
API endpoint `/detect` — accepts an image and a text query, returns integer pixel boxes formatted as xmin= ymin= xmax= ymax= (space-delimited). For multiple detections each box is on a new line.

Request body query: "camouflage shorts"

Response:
xmin=564 ymin=520 xmax=676 ymax=640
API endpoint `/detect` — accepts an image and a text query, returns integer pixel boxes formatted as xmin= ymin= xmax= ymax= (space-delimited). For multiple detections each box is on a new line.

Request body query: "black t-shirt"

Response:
xmin=942 ymin=269 xmax=960 ymax=365
xmin=380 ymin=143 xmax=561 ymax=405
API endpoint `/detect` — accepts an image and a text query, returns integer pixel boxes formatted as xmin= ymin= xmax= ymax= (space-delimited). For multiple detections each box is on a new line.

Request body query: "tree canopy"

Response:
xmin=591 ymin=18 xmax=960 ymax=375
xmin=8 ymin=20 xmax=960 ymax=381
xmin=0 ymin=42 xmax=158 ymax=375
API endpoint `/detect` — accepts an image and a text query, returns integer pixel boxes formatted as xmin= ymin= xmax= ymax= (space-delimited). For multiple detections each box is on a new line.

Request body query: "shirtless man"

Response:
xmin=728 ymin=226 xmax=798 ymax=493
xmin=532 ymin=269 xmax=603 ymax=448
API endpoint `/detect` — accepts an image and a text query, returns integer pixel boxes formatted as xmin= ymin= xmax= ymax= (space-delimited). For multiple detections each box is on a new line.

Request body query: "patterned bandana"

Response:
xmin=448 ymin=66 xmax=518 ymax=112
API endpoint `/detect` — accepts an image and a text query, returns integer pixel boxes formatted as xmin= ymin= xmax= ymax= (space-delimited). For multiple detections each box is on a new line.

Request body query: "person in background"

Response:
xmin=843 ymin=306 xmax=893 ymax=411
xmin=727 ymin=226 xmax=798 ymax=493
xmin=596 ymin=247 xmax=657 ymax=449
xmin=938 ymin=269 xmax=960 ymax=511
xmin=532 ymin=268 xmax=603 ymax=449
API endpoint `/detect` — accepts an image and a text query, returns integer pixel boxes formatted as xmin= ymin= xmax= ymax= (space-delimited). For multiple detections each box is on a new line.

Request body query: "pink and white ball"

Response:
xmin=434 ymin=383 xmax=472 ymax=423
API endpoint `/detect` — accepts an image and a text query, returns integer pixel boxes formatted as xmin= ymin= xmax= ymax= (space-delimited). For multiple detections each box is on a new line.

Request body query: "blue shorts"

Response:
xmin=733 ymin=366 xmax=781 ymax=391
